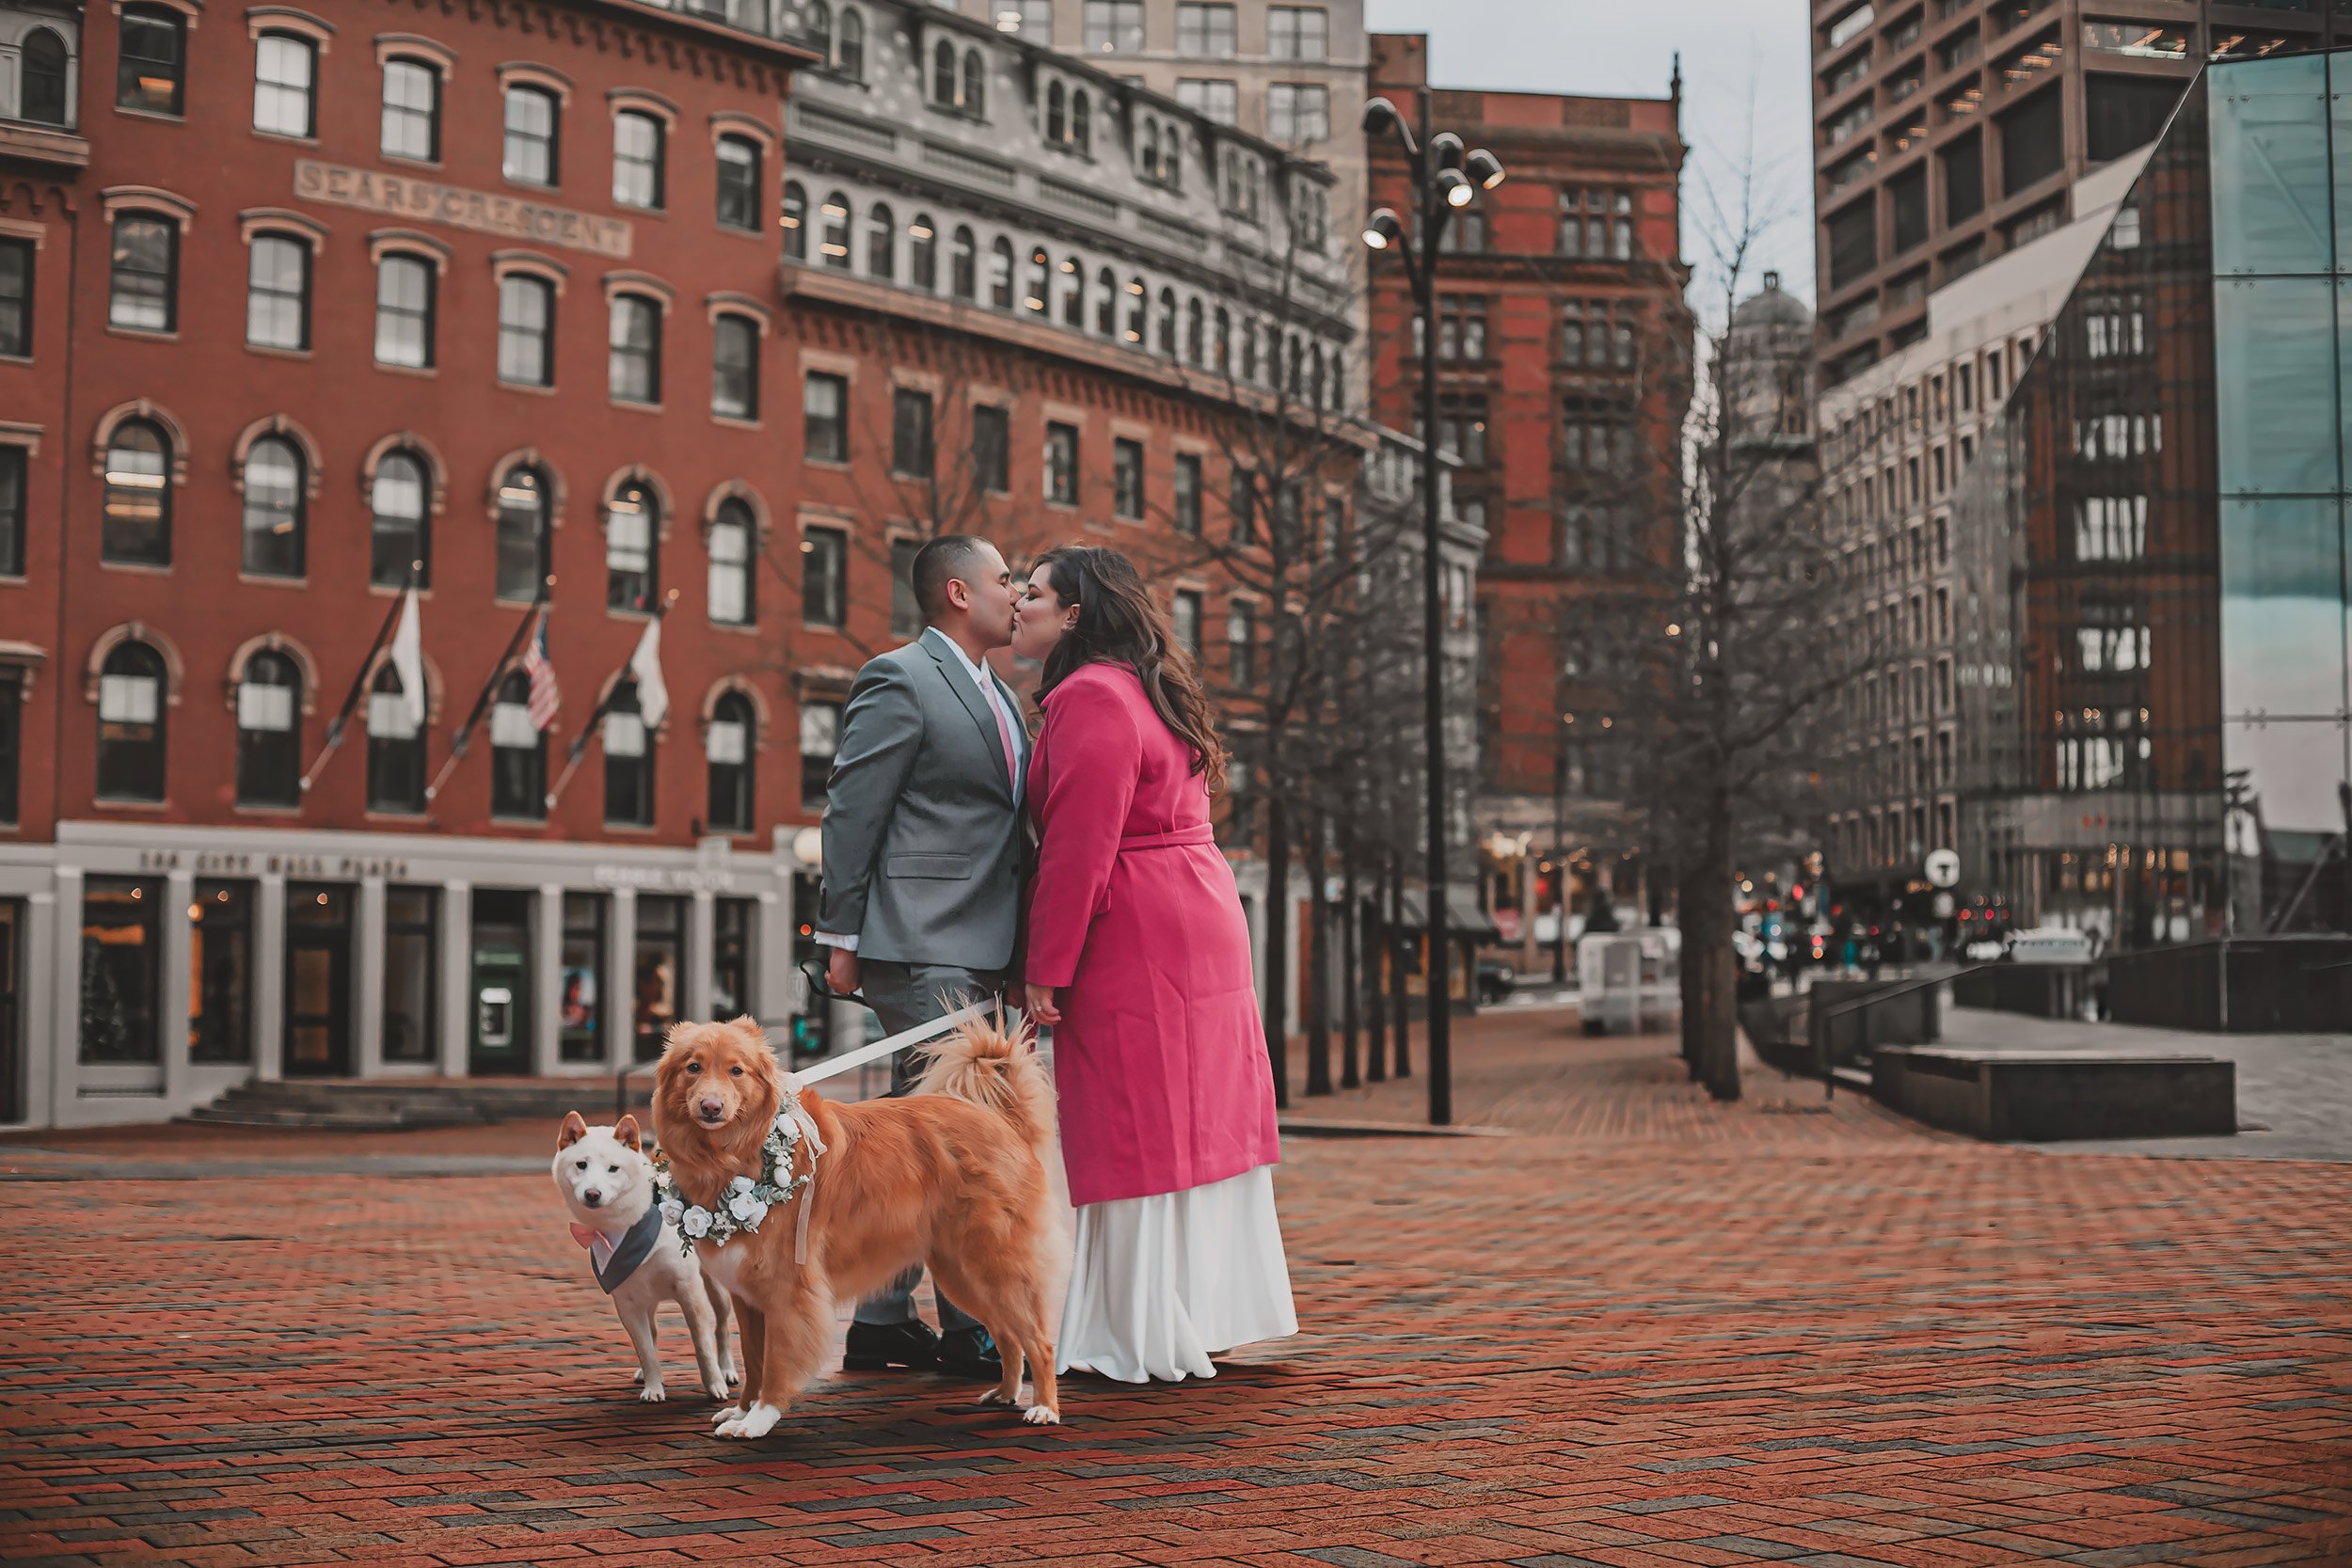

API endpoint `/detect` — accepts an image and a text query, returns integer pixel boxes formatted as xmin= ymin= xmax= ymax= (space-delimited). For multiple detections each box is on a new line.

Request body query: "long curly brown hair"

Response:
xmin=1033 ymin=546 xmax=1228 ymax=794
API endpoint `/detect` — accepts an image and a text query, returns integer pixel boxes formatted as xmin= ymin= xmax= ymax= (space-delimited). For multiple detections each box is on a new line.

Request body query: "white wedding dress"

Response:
xmin=1056 ymin=1164 xmax=1298 ymax=1383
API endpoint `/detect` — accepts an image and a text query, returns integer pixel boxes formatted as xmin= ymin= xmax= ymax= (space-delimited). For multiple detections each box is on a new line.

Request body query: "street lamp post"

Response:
xmin=1363 ymin=90 xmax=1503 ymax=1128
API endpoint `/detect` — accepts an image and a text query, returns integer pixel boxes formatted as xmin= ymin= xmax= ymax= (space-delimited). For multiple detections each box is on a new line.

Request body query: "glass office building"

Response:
xmin=1958 ymin=48 xmax=2352 ymax=945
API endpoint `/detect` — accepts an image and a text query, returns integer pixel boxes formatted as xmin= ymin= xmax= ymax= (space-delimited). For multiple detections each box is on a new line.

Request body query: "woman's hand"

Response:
xmin=1027 ymin=985 xmax=1062 ymax=1026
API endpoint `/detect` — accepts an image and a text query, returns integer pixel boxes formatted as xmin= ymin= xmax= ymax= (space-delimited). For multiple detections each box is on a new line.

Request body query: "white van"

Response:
xmin=2005 ymin=927 xmax=2096 ymax=965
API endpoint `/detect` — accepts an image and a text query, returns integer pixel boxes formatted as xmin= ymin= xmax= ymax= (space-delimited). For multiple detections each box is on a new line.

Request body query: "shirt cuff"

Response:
xmin=814 ymin=931 xmax=858 ymax=952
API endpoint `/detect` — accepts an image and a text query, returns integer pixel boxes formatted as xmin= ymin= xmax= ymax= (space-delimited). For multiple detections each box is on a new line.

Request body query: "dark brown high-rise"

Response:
xmin=1810 ymin=0 xmax=2336 ymax=386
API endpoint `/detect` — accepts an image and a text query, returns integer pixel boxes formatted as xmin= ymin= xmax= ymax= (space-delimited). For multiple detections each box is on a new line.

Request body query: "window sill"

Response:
xmin=233 ymin=803 xmax=304 ymax=818
xmin=113 ymin=106 xmax=186 ymax=125
xmin=238 ymin=573 xmax=310 ymax=589
xmin=713 ymin=414 xmax=763 ymax=432
xmin=498 ymin=377 xmax=559 ymax=397
xmin=602 ymin=821 xmax=660 ymax=835
xmin=375 ymin=360 xmax=437 ymax=378
xmin=363 ymin=808 xmax=429 ymax=822
xmin=489 ymin=814 xmax=550 ymax=826
xmin=803 ymin=456 xmax=850 ymax=472
xmin=0 ymin=353 xmax=31 ymax=367
xmin=802 ymin=622 xmax=848 ymax=636
xmin=503 ymin=176 xmax=561 ymax=195
xmin=251 ymin=128 xmax=321 ymax=148
xmin=716 ymin=223 xmax=764 ymax=240
xmin=99 ymin=559 xmax=173 ymax=576
xmin=367 ymin=582 xmax=432 ymax=598
xmin=607 ymin=608 xmax=656 ymax=622
xmin=94 ymin=798 xmax=171 ymax=811
xmin=709 ymin=619 xmax=762 ymax=636
xmin=246 ymin=342 xmax=313 ymax=361
xmin=1045 ymin=499 xmax=1078 ymax=513
xmin=611 ymin=396 xmax=664 ymax=414
xmin=106 ymin=324 xmax=179 ymax=344
xmin=381 ymin=151 xmax=441 ymax=172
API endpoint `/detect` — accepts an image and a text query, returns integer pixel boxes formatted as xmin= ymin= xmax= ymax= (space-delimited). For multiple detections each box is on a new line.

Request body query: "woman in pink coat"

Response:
xmin=1010 ymin=545 xmax=1295 ymax=1383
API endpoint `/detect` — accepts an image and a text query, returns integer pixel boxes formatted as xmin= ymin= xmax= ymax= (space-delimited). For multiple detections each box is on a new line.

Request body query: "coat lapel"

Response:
xmin=921 ymin=631 xmax=1015 ymax=804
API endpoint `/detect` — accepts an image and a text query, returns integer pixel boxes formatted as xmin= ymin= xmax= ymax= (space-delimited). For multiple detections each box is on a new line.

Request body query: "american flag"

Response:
xmin=522 ymin=609 xmax=560 ymax=731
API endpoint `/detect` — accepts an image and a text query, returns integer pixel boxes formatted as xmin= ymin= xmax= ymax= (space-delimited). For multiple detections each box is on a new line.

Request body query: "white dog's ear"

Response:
xmin=614 ymin=1114 xmax=643 ymax=1152
xmin=559 ymin=1110 xmax=589 ymax=1149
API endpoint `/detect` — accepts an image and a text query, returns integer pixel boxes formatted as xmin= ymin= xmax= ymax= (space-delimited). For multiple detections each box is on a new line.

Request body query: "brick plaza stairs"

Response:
xmin=183 ymin=1075 xmax=631 ymax=1132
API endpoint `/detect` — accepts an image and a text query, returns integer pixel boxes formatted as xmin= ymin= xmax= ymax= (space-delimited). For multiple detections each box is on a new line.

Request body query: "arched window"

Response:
xmin=603 ymin=678 xmax=654 ymax=827
xmin=22 ymin=27 xmax=69 ymax=125
xmin=866 ymin=200 xmax=895 ymax=280
xmin=961 ymin=49 xmax=985 ymax=117
xmin=489 ymin=670 xmax=545 ymax=819
xmin=781 ymin=181 xmax=807 ymax=261
xmin=605 ymin=480 xmax=658 ymax=615
xmin=242 ymin=436 xmax=305 ymax=578
xmin=950 ymin=225 xmax=977 ymax=299
xmin=612 ymin=109 xmax=664 ymax=210
xmin=715 ymin=134 xmax=761 ymax=231
xmin=1167 ymin=128 xmax=1184 ymax=191
xmin=1072 ymin=91 xmax=1091 ymax=154
xmin=1185 ymin=296 xmax=1205 ymax=365
xmin=95 ymin=641 xmax=167 ymax=801
xmin=837 ymin=7 xmax=865 ymax=76
xmin=708 ymin=498 xmax=755 ymax=626
xmin=495 ymin=465 xmax=550 ymax=602
xmin=910 ymin=213 xmax=938 ymax=290
xmin=1142 ymin=120 xmax=1159 ymax=180
xmin=989 ymin=236 xmax=1014 ymax=309
xmin=1311 ymin=343 xmax=1329 ymax=410
xmin=1095 ymin=265 xmax=1117 ymax=336
xmin=1214 ymin=306 xmax=1232 ymax=370
xmin=1047 ymin=81 xmax=1066 ymax=142
xmin=1156 ymin=286 xmax=1177 ymax=355
xmin=366 ymin=662 xmax=424 ymax=814
xmin=931 ymin=40 xmax=956 ymax=106
xmin=1027 ymin=245 xmax=1051 ymax=313
xmin=118 ymin=4 xmax=185 ymax=116
xmin=807 ymin=0 xmax=833 ymax=59
xmin=371 ymin=449 xmax=429 ymax=589
xmin=1241 ymin=320 xmax=1258 ymax=381
xmin=819 ymin=189 xmax=851 ymax=268
xmin=707 ymin=690 xmax=755 ymax=834
xmin=235 ymin=650 xmax=302 ymax=808
xmin=1060 ymin=255 xmax=1085 ymax=328
xmin=1125 ymin=275 xmax=1145 ymax=343
xmin=103 ymin=420 xmax=172 ymax=565
xmin=1286 ymin=331 xmax=1304 ymax=395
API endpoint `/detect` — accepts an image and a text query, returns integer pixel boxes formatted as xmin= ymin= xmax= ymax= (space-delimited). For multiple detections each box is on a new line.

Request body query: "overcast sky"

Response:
xmin=1363 ymin=0 xmax=1817 ymax=315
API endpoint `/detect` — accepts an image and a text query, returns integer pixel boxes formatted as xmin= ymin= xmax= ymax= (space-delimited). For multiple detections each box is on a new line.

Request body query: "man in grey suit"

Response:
xmin=816 ymin=534 xmax=1027 ymax=1381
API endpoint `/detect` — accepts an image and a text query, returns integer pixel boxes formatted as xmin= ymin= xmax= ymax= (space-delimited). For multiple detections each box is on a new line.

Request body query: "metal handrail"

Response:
xmin=1806 ymin=963 xmax=1999 ymax=1101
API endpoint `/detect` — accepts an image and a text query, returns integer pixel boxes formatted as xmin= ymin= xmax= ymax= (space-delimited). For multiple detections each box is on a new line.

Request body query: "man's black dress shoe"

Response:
xmin=937 ymin=1325 xmax=1002 ymax=1382
xmin=843 ymin=1319 xmax=940 ymax=1371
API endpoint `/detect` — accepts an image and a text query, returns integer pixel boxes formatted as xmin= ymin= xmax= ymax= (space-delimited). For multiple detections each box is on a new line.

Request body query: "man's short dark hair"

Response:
xmin=911 ymin=534 xmax=992 ymax=624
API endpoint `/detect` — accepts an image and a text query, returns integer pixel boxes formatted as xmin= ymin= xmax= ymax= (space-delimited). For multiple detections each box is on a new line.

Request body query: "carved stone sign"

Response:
xmin=294 ymin=159 xmax=633 ymax=259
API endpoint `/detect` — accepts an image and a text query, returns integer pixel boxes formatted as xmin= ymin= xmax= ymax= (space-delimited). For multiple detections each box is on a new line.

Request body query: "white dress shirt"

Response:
xmin=817 ymin=628 xmax=1025 ymax=954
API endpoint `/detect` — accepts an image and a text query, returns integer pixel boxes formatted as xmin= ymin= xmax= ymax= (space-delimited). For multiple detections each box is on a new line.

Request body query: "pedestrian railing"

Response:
xmin=1806 ymin=966 xmax=1996 ymax=1101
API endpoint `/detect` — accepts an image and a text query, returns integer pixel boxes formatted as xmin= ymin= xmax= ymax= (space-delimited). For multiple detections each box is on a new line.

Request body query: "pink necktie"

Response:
xmin=989 ymin=685 xmax=1021 ymax=801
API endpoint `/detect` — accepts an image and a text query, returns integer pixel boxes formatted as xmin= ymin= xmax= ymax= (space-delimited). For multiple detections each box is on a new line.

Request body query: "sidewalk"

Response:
xmin=2 ymin=1006 xmax=2347 ymax=1567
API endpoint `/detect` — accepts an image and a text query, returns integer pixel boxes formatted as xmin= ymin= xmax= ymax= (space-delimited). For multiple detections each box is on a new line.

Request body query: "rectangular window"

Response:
xmin=246 ymin=233 xmax=310 ymax=351
xmin=1267 ymin=5 xmax=1327 ymax=59
xmin=1175 ymin=78 xmax=1237 ymax=123
xmin=1438 ymin=393 xmax=1488 ymax=466
xmin=0 ymin=670 xmax=19 ymax=825
xmin=892 ymin=388 xmax=934 ymax=479
xmin=1172 ymin=588 xmax=1201 ymax=654
xmin=1044 ymin=421 xmax=1078 ymax=505
xmin=497 ymin=274 xmax=552 ymax=386
xmin=716 ymin=136 xmax=761 ymax=231
xmin=891 ymin=536 xmax=922 ymax=636
xmin=1174 ymin=2 xmax=1234 ymax=55
xmin=187 ymin=880 xmax=255 ymax=1065
xmin=1889 ymin=164 xmax=1927 ymax=255
xmin=613 ymin=111 xmax=665 ymax=210
xmin=973 ymin=404 xmax=1010 ymax=493
xmin=0 ymin=446 xmax=22 ymax=578
xmin=253 ymin=33 xmax=316 ymax=137
xmin=1941 ymin=129 xmax=1984 ymax=226
xmin=800 ymin=700 xmax=840 ymax=811
xmin=1267 ymin=83 xmax=1328 ymax=144
xmin=81 ymin=878 xmax=163 ymax=1065
xmin=1438 ymin=295 xmax=1487 ymax=361
xmin=109 ymin=214 xmax=177 ymax=333
xmin=629 ymin=895 xmax=681 ymax=1057
xmin=804 ymin=372 xmax=848 ymax=463
xmin=1112 ymin=437 xmax=1144 ymax=520
xmin=713 ymin=897 xmax=755 ymax=1019
xmin=1083 ymin=0 xmax=1144 ymax=52
xmin=503 ymin=86 xmax=559 ymax=185
xmin=607 ymin=294 xmax=660 ymax=404
xmin=995 ymin=0 xmax=1053 ymax=39
xmin=712 ymin=314 xmax=758 ymax=420
xmin=0 ymin=237 xmax=30 ymax=357
xmin=605 ymin=499 xmax=653 ymax=613
xmin=374 ymin=253 xmax=435 ymax=369
xmin=556 ymin=892 xmax=603 ymax=1064
xmin=802 ymin=526 xmax=847 ymax=627
xmin=2000 ymin=87 xmax=2064 ymax=195
xmin=1227 ymin=600 xmax=1255 ymax=687
xmin=1825 ymin=198 xmax=1876 ymax=292
xmin=1231 ymin=467 xmax=1255 ymax=541
xmin=1173 ymin=451 xmax=1201 ymax=534
xmin=381 ymin=57 xmax=439 ymax=161
xmin=118 ymin=5 xmax=185 ymax=115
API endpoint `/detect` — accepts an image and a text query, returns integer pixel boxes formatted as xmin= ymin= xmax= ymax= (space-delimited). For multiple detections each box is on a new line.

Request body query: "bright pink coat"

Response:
xmin=1024 ymin=662 xmax=1281 ymax=1208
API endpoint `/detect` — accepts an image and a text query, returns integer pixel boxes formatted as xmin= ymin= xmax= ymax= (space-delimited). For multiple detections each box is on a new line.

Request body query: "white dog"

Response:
xmin=553 ymin=1111 xmax=737 ymax=1402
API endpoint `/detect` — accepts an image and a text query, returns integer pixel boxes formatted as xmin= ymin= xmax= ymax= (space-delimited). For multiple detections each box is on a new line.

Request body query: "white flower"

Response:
xmin=730 ymin=1174 xmax=755 ymax=1194
xmin=681 ymin=1207 xmax=712 ymax=1239
xmin=727 ymin=1191 xmax=760 ymax=1223
xmin=743 ymin=1198 xmax=771 ymax=1227
xmin=659 ymin=1198 xmax=684 ymax=1227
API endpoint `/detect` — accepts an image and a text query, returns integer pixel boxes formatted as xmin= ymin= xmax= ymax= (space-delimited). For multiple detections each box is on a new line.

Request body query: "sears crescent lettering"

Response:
xmin=293 ymin=160 xmax=634 ymax=260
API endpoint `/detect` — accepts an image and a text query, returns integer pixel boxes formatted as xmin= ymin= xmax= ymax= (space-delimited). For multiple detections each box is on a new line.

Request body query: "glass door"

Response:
xmin=283 ymin=883 xmax=353 ymax=1076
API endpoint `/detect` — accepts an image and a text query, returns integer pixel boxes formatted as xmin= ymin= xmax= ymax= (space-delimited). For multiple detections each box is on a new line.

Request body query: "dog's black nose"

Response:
xmin=583 ymin=1191 xmax=602 ymax=1207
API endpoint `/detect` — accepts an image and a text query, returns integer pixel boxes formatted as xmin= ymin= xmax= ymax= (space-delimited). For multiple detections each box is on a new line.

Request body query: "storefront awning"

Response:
xmin=1395 ymin=887 xmax=1501 ymax=940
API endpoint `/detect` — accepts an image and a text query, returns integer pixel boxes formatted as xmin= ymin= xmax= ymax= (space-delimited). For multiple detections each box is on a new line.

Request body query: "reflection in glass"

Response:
xmin=2209 ymin=52 xmax=2330 ymax=277
xmin=2214 ymin=277 xmax=2337 ymax=494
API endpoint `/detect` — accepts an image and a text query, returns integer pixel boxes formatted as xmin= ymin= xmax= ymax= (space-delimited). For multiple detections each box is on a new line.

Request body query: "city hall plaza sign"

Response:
xmin=294 ymin=159 xmax=634 ymax=259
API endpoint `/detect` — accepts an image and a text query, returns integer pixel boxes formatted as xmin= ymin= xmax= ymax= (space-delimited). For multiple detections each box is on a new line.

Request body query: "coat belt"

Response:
xmin=1119 ymin=824 xmax=1216 ymax=850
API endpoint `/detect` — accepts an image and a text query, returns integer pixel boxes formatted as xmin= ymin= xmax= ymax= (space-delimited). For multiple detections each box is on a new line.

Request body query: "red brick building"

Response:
xmin=0 ymin=0 xmax=1357 ymax=1127
xmin=1364 ymin=34 xmax=1691 ymax=926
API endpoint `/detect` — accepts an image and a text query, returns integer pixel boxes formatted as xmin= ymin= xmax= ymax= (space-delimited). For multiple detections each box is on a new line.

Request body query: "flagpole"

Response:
xmin=298 ymin=561 xmax=417 ymax=796
xmin=545 ymin=591 xmax=674 ymax=814
xmin=424 ymin=578 xmax=552 ymax=803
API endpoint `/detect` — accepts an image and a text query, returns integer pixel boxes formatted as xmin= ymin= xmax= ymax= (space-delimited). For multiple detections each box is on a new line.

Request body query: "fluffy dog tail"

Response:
xmin=913 ymin=1008 xmax=1055 ymax=1163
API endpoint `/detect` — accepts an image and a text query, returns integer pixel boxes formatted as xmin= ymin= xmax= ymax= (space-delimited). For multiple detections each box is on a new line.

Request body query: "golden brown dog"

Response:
xmin=651 ymin=1013 xmax=1062 ymax=1437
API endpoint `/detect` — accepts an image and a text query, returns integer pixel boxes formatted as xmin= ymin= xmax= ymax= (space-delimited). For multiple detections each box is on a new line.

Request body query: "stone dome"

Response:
xmin=1732 ymin=271 xmax=1813 ymax=329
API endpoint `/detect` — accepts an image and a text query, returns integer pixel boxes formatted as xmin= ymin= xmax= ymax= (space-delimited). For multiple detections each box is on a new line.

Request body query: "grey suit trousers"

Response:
xmin=849 ymin=960 xmax=1004 ymax=1332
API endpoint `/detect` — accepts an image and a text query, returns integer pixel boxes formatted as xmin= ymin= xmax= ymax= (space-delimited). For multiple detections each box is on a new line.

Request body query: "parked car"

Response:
xmin=1475 ymin=958 xmax=1517 ymax=1006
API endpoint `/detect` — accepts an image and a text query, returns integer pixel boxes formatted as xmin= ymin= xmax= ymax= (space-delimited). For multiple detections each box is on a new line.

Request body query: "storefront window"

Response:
xmin=383 ymin=886 xmax=437 ymax=1064
xmin=633 ymin=895 xmax=683 ymax=1061
xmin=187 ymin=880 xmax=253 ymax=1064
xmin=81 ymin=878 xmax=161 ymax=1064
xmin=561 ymin=892 xmax=607 ymax=1064
xmin=713 ymin=897 xmax=755 ymax=1019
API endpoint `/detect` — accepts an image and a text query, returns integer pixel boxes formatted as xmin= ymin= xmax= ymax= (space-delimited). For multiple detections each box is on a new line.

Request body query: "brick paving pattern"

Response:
xmin=3 ymin=1008 xmax=2348 ymax=1566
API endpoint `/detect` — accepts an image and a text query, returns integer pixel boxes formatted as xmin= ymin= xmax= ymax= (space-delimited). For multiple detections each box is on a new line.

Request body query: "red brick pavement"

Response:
xmin=3 ymin=1008 xmax=2348 ymax=1567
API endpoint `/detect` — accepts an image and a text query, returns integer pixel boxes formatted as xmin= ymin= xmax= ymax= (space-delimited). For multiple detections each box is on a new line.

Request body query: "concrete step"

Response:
xmin=181 ymin=1076 xmax=631 ymax=1132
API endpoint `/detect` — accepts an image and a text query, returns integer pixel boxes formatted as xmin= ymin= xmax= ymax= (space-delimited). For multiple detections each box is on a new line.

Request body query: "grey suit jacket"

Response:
xmin=818 ymin=631 xmax=1028 ymax=972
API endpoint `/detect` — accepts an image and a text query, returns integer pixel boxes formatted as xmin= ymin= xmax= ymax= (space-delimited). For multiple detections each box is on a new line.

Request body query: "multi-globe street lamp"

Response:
xmin=1360 ymin=91 xmax=1503 ymax=1128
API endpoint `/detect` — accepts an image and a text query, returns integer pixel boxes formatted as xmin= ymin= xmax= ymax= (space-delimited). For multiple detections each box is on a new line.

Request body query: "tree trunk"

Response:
xmin=1692 ymin=785 xmax=1741 ymax=1102
xmin=1388 ymin=851 xmax=1412 ymax=1079
xmin=1305 ymin=811 xmax=1333 ymax=1096
xmin=1263 ymin=785 xmax=1292 ymax=1110
xmin=1340 ymin=825 xmax=1362 ymax=1090
xmin=1364 ymin=860 xmax=1388 ymax=1084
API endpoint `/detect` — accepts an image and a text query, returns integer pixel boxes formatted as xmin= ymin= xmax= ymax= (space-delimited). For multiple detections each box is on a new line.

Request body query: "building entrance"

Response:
xmin=0 ymin=900 xmax=20 ymax=1122
xmin=284 ymin=884 xmax=354 ymax=1077
xmin=469 ymin=889 xmax=533 ymax=1075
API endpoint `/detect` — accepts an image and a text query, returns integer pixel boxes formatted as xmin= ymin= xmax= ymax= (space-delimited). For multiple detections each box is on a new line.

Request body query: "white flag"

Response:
xmin=628 ymin=615 xmax=668 ymax=731
xmin=389 ymin=588 xmax=426 ymax=729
